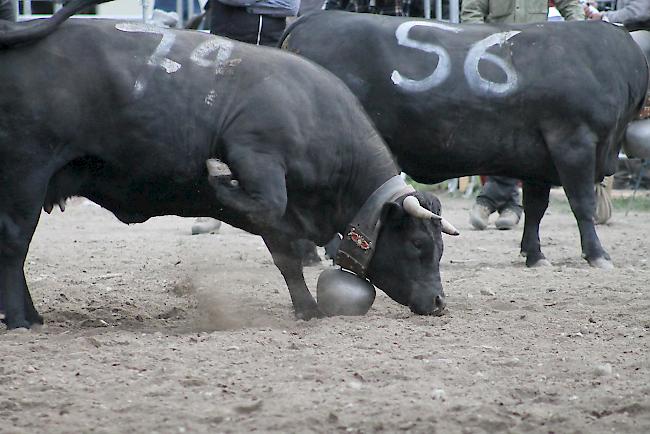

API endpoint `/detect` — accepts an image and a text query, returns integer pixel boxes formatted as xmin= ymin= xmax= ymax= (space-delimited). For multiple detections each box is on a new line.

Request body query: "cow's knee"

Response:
xmin=0 ymin=214 xmax=30 ymax=258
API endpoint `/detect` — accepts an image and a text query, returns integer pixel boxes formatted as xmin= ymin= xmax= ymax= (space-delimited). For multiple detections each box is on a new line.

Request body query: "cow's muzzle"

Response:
xmin=409 ymin=293 xmax=446 ymax=316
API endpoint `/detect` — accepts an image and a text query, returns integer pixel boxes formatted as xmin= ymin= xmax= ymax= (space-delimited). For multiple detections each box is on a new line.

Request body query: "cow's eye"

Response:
xmin=412 ymin=239 xmax=423 ymax=249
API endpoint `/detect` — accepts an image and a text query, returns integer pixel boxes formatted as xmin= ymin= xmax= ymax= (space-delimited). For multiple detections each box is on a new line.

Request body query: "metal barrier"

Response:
xmin=13 ymin=0 xmax=459 ymax=24
xmin=15 ymin=0 xmax=148 ymax=23
xmin=13 ymin=0 xmax=62 ymax=17
xmin=428 ymin=0 xmax=460 ymax=23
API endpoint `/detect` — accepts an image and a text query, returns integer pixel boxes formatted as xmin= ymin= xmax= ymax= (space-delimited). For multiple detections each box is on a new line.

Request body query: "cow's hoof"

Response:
xmin=208 ymin=174 xmax=238 ymax=190
xmin=588 ymin=257 xmax=614 ymax=269
xmin=526 ymin=256 xmax=551 ymax=268
xmin=191 ymin=218 xmax=222 ymax=235
xmin=26 ymin=312 xmax=44 ymax=325
xmin=294 ymin=307 xmax=324 ymax=321
xmin=2 ymin=318 xmax=34 ymax=330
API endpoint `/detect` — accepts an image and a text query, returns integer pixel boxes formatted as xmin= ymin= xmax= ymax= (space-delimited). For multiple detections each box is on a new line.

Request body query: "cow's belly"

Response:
xmin=392 ymin=128 xmax=560 ymax=185
xmin=47 ymin=155 xmax=222 ymax=223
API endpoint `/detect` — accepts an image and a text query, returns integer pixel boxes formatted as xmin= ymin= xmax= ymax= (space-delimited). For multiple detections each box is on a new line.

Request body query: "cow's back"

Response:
xmin=1 ymin=17 xmax=395 ymax=230
xmin=283 ymin=12 xmax=649 ymax=183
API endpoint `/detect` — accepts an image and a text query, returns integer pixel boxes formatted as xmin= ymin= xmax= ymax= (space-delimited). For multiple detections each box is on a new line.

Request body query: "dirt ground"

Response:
xmin=1 ymin=193 xmax=649 ymax=434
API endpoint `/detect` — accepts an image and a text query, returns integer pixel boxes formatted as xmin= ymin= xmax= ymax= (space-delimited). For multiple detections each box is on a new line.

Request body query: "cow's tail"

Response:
xmin=0 ymin=0 xmax=113 ymax=49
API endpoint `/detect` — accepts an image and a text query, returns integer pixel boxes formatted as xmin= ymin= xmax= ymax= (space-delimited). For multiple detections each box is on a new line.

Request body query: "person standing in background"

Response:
xmin=210 ymin=0 xmax=300 ymax=46
xmin=584 ymin=0 xmax=650 ymax=27
xmin=0 ymin=0 xmax=15 ymax=21
xmin=463 ymin=0 xmax=585 ymax=231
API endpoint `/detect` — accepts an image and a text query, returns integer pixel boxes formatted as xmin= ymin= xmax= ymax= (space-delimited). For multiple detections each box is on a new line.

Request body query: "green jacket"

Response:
xmin=461 ymin=0 xmax=585 ymax=24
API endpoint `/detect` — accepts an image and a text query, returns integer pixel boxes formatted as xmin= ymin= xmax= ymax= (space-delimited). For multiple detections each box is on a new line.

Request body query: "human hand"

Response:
xmin=583 ymin=4 xmax=602 ymax=20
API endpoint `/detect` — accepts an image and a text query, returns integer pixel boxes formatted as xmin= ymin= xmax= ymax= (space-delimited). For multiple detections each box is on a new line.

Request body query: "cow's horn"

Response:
xmin=403 ymin=195 xmax=435 ymax=219
xmin=403 ymin=196 xmax=460 ymax=236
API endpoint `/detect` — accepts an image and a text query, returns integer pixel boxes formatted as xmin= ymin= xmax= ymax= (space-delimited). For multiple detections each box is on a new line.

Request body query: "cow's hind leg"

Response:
xmin=545 ymin=125 xmax=613 ymax=269
xmin=262 ymin=234 xmax=323 ymax=320
xmin=0 ymin=214 xmax=43 ymax=329
xmin=520 ymin=182 xmax=551 ymax=267
xmin=206 ymin=157 xmax=287 ymax=228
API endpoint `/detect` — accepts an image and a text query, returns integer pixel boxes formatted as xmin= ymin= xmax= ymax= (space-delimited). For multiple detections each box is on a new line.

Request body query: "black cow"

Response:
xmin=281 ymin=11 xmax=649 ymax=269
xmin=0 ymin=0 xmax=459 ymax=329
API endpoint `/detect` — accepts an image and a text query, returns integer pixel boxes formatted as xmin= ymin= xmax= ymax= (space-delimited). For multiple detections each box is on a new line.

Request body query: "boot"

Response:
xmin=495 ymin=208 xmax=521 ymax=230
xmin=469 ymin=203 xmax=492 ymax=230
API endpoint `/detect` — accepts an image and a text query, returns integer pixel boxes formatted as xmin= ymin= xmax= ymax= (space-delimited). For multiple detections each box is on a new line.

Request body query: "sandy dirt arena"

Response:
xmin=1 ymin=193 xmax=649 ymax=434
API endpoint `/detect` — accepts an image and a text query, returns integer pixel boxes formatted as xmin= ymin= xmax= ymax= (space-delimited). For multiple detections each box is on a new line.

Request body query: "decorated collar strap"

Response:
xmin=335 ymin=176 xmax=415 ymax=278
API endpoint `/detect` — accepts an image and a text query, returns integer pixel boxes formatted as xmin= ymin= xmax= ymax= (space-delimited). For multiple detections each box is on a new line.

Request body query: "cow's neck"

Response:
xmin=335 ymin=148 xmax=399 ymax=235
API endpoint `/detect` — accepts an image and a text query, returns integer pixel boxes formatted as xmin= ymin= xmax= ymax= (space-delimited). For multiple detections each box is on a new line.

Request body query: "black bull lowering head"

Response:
xmin=0 ymin=0 xmax=459 ymax=329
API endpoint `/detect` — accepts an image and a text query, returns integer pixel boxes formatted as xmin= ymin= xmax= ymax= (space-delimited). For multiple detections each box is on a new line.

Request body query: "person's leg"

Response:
xmin=0 ymin=0 xmax=16 ymax=21
xmin=210 ymin=1 xmax=260 ymax=44
xmin=482 ymin=176 xmax=521 ymax=211
xmin=469 ymin=179 xmax=496 ymax=230
xmin=491 ymin=176 xmax=523 ymax=230
xmin=470 ymin=175 xmax=521 ymax=230
xmin=256 ymin=15 xmax=287 ymax=46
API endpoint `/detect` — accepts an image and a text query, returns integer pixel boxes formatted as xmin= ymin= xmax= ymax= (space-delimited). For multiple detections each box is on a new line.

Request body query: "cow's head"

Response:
xmin=365 ymin=191 xmax=457 ymax=316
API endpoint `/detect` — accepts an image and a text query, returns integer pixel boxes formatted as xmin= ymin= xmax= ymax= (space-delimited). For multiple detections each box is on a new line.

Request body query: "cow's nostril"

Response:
xmin=434 ymin=294 xmax=446 ymax=310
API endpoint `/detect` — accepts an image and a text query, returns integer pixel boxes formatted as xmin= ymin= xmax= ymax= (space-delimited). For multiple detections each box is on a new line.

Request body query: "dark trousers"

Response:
xmin=0 ymin=0 xmax=15 ymax=21
xmin=210 ymin=1 xmax=287 ymax=47
xmin=476 ymin=176 xmax=523 ymax=216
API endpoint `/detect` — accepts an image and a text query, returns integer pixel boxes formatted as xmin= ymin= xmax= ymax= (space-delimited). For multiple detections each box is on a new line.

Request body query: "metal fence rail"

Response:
xmin=12 ymin=0 xmax=461 ymax=24
xmin=14 ymin=0 xmax=147 ymax=23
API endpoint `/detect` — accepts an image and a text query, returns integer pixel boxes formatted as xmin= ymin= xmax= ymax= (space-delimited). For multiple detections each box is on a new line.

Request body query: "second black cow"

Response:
xmin=281 ymin=11 xmax=648 ymax=269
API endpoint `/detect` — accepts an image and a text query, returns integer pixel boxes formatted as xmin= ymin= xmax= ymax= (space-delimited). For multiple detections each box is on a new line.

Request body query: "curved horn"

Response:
xmin=402 ymin=196 xmax=460 ymax=236
xmin=403 ymin=195 xmax=435 ymax=219
xmin=440 ymin=218 xmax=460 ymax=236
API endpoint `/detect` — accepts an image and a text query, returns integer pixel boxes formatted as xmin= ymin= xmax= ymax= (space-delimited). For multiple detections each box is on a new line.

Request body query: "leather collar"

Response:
xmin=335 ymin=175 xmax=415 ymax=277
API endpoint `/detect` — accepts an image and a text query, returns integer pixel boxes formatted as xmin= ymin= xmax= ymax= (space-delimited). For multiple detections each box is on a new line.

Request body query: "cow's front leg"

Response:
xmin=21 ymin=271 xmax=43 ymax=325
xmin=262 ymin=234 xmax=323 ymax=320
xmin=0 ymin=168 xmax=49 ymax=328
xmin=545 ymin=126 xmax=612 ymax=269
xmin=1 ymin=210 xmax=43 ymax=329
xmin=520 ymin=182 xmax=551 ymax=267
xmin=1 ymin=256 xmax=43 ymax=329
xmin=206 ymin=158 xmax=287 ymax=228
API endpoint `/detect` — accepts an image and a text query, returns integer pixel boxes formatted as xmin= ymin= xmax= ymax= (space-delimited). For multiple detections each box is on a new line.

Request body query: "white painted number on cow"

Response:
xmin=392 ymin=22 xmax=521 ymax=97
xmin=464 ymin=31 xmax=521 ymax=97
xmin=391 ymin=21 xmax=461 ymax=92
xmin=190 ymin=39 xmax=234 ymax=75
xmin=116 ymin=23 xmax=181 ymax=97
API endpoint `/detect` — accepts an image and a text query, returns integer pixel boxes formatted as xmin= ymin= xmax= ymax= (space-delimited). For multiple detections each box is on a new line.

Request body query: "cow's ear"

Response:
xmin=420 ymin=191 xmax=442 ymax=215
xmin=380 ymin=201 xmax=405 ymax=226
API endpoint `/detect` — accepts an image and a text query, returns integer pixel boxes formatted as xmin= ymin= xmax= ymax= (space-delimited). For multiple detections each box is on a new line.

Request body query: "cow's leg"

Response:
xmin=1 ymin=257 xmax=43 ymax=329
xmin=0 ymin=214 xmax=43 ymax=329
xmin=545 ymin=126 xmax=612 ymax=269
xmin=294 ymin=239 xmax=321 ymax=267
xmin=22 ymin=271 xmax=43 ymax=325
xmin=0 ymin=165 xmax=49 ymax=328
xmin=262 ymin=234 xmax=323 ymax=320
xmin=520 ymin=182 xmax=551 ymax=267
xmin=207 ymin=157 xmax=287 ymax=228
